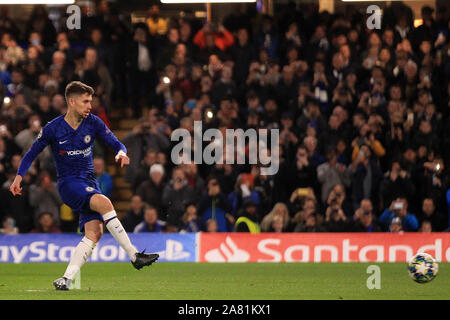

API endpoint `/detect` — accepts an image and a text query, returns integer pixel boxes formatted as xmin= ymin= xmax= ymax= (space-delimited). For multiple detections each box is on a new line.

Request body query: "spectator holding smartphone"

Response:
xmin=379 ymin=197 xmax=419 ymax=231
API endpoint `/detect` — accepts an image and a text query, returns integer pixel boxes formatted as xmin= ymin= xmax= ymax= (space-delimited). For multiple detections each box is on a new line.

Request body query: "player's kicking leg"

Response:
xmin=89 ymin=194 xmax=159 ymax=269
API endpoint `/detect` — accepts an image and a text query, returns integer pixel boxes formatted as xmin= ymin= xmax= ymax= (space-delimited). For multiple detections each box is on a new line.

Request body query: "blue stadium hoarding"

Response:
xmin=0 ymin=233 xmax=198 ymax=263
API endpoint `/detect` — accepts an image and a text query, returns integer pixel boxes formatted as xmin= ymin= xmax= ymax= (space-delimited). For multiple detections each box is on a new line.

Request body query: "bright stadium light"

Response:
xmin=0 ymin=0 xmax=75 ymax=4
xmin=161 ymin=0 xmax=256 ymax=3
xmin=414 ymin=19 xmax=423 ymax=27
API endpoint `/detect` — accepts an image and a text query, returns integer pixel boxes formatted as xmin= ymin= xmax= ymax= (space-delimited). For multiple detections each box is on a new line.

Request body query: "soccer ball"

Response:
xmin=407 ymin=252 xmax=439 ymax=283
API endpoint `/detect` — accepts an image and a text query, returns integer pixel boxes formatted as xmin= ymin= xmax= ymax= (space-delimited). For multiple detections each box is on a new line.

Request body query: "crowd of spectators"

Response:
xmin=0 ymin=2 xmax=449 ymax=235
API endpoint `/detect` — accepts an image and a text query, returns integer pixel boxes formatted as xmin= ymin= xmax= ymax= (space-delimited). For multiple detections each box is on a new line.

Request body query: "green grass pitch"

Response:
xmin=0 ymin=262 xmax=448 ymax=300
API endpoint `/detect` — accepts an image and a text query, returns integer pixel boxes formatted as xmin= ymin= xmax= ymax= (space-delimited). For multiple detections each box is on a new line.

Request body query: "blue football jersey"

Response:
xmin=18 ymin=114 xmax=126 ymax=180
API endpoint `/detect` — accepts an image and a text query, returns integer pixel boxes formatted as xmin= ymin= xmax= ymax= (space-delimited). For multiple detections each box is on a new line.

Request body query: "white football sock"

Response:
xmin=63 ymin=236 xmax=96 ymax=280
xmin=103 ymin=210 xmax=138 ymax=262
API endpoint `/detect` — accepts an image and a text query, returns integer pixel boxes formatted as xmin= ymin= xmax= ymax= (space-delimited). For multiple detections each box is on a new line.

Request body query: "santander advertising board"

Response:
xmin=199 ymin=233 xmax=450 ymax=263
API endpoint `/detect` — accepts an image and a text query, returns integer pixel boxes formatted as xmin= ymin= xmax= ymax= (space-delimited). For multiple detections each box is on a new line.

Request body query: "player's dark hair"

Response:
xmin=65 ymin=81 xmax=94 ymax=102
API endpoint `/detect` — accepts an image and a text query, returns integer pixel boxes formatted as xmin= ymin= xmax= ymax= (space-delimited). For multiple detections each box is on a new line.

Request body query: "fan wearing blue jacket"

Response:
xmin=379 ymin=197 xmax=419 ymax=232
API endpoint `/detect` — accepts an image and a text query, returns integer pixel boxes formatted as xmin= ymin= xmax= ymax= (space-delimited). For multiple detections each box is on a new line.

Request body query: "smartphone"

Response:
xmin=436 ymin=32 xmax=445 ymax=45
xmin=186 ymin=100 xmax=196 ymax=109
xmin=407 ymin=113 xmax=414 ymax=123
xmin=393 ymin=202 xmax=404 ymax=210
xmin=297 ymin=188 xmax=309 ymax=196
xmin=7 ymin=218 xmax=15 ymax=229
xmin=205 ymin=109 xmax=214 ymax=119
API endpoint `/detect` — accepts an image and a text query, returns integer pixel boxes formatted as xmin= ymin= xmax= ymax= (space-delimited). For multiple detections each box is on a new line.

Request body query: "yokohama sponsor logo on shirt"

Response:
xmin=59 ymin=146 xmax=92 ymax=157
xmin=198 ymin=233 xmax=450 ymax=263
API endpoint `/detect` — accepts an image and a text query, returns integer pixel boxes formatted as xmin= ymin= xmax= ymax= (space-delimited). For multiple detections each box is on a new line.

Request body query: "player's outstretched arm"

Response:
xmin=9 ymin=175 xmax=23 ymax=196
xmin=12 ymin=126 xmax=51 ymax=196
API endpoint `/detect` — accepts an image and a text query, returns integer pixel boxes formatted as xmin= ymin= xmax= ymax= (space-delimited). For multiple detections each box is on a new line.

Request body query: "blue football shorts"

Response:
xmin=57 ymin=175 xmax=104 ymax=232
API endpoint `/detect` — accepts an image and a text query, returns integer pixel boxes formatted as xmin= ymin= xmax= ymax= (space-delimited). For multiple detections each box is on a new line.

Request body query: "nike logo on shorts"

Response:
xmin=59 ymin=140 xmax=68 ymax=144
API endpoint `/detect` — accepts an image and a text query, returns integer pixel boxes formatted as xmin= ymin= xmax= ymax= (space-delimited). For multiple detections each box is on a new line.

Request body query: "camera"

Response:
xmin=141 ymin=125 xmax=151 ymax=133
xmin=281 ymin=131 xmax=290 ymax=140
